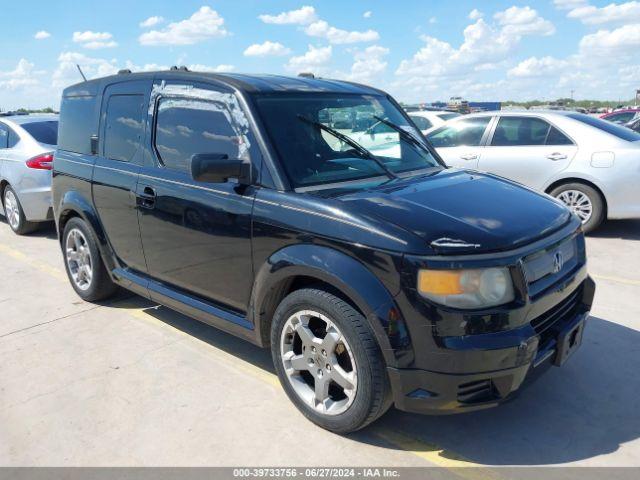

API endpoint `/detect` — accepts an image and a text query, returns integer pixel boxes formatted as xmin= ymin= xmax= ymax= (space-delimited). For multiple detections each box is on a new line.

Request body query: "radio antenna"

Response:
xmin=76 ymin=64 xmax=88 ymax=82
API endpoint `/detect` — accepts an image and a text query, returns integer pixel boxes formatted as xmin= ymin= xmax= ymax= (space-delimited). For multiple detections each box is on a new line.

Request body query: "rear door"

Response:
xmin=477 ymin=116 xmax=577 ymax=190
xmin=426 ymin=116 xmax=493 ymax=168
xmin=0 ymin=123 xmax=8 ymax=180
xmin=92 ymin=80 xmax=150 ymax=273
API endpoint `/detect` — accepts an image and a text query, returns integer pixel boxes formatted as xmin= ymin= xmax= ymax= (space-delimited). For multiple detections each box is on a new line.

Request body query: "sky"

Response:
xmin=1 ymin=0 xmax=639 ymax=110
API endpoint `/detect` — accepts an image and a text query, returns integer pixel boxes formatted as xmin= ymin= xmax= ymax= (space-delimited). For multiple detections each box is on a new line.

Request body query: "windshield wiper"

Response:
xmin=297 ymin=115 xmax=397 ymax=179
xmin=372 ymin=115 xmax=430 ymax=151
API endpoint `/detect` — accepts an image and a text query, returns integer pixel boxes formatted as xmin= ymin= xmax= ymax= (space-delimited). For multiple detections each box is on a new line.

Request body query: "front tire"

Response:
xmin=550 ymin=182 xmax=604 ymax=233
xmin=271 ymin=288 xmax=391 ymax=433
xmin=62 ymin=217 xmax=118 ymax=302
xmin=3 ymin=186 xmax=38 ymax=235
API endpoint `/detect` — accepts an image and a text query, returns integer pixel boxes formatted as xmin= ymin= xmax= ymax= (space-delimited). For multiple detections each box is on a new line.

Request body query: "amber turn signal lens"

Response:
xmin=417 ymin=270 xmax=464 ymax=296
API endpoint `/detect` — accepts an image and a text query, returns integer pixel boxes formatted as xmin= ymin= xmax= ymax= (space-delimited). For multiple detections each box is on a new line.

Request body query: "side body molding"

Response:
xmin=250 ymin=244 xmax=412 ymax=367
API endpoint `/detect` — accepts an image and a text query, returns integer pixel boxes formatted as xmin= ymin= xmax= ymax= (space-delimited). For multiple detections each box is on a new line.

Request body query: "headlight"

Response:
xmin=417 ymin=267 xmax=515 ymax=309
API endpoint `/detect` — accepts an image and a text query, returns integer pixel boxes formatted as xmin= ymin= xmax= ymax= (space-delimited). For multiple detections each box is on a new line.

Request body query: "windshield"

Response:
xmin=568 ymin=113 xmax=640 ymax=142
xmin=22 ymin=120 xmax=58 ymax=145
xmin=253 ymin=94 xmax=440 ymax=188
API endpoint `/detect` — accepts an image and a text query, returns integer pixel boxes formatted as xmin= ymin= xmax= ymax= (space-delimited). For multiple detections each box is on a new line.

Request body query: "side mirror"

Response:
xmin=191 ymin=153 xmax=251 ymax=185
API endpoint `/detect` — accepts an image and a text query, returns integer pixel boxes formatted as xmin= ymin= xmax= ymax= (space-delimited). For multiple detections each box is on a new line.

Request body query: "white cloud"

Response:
xmin=244 ymin=41 xmax=292 ymax=57
xmin=304 ymin=20 xmax=379 ymax=44
xmin=494 ymin=6 xmax=555 ymax=37
xmin=0 ymin=59 xmax=41 ymax=90
xmin=468 ymin=9 xmax=483 ymax=20
xmin=73 ymin=31 xmax=117 ymax=49
xmin=579 ymin=23 xmax=640 ymax=56
xmin=508 ymin=56 xmax=569 ymax=77
xmin=53 ymin=52 xmax=118 ymax=88
xmin=553 ymin=0 xmax=589 ymax=10
xmin=285 ymin=45 xmax=332 ymax=74
xmin=73 ymin=31 xmax=112 ymax=42
xmin=139 ymin=6 xmax=228 ymax=46
xmin=259 ymin=6 xmax=317 ymax=25
xmin=34 ymin=30 xmax=51 ymax=40
xmin=140 ymin=16 xmax=164 ymax=28
xmin=347 ymin=45 xmax=389 ymax=83
xmin=567 ymin=1 xmax=640 ymax=25
xmin=188 ymin=64 xmax=235 ymax=73
xmin=363 ymin=11 xmax=372 ymax=19
xmin=428 ymin=17 xmax=437 ymax=24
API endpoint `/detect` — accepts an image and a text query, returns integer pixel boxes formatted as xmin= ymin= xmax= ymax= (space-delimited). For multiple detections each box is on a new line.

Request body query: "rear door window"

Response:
xmin=21 ymin=121 xmax=58 ymax=145
xmin=154 ymin=97 xmax=241 ymax=173
xmin=427 ymin=117 xmax=492 ymax=148
xmin=0 ymin=124 xmax=8 ymax=148
xmin=545 ymin=126 xmax=573 ymax=145
xmin=490 ymin=117 xmax=551 ymax=146
xmin=103 ymin=95 xmax=145 ymax=162
xmin=411 ymin=116 xmax=432 ymax=130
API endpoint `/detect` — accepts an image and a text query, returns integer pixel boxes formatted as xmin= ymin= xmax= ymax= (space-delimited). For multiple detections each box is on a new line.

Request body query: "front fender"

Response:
xmin=251 ymin=244 xmax=412 ymax=367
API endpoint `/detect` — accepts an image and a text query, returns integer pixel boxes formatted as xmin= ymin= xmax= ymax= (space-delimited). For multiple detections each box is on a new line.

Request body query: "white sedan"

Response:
xmin=426 ymin=111 xmax=640 ymax=232
xmin=408 ymin=110 xmax=460 ymax=134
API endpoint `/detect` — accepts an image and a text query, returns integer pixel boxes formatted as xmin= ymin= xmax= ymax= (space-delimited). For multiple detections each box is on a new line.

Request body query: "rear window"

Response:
xmin=58 ymin=95 xmax=97 ymax=154
xmin=568 ymin=113 xmax=640 ymax=142
xmin=21 ymin=121 xmax=58 ymax=145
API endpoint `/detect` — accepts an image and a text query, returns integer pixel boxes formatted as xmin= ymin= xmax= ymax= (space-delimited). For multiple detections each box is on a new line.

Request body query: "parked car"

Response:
xmin=626 ymin=117 xmax=640 ymax=133
xmin=600 ymin=109 xmax=640 ymax=125
xmin=53 ymin=71 xmax=594 ymax=433
xmin=408 ymin=110 xmax=461 ymax=134
xmin=427 ymin=111 xmax=640 ymax=232
xmin=0 ymin=114 xmax=58 ymax=234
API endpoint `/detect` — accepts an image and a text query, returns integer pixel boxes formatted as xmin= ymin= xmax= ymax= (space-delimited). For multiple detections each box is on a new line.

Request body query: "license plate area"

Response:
xmin=553 ymin=315 xmax=586 ymax=366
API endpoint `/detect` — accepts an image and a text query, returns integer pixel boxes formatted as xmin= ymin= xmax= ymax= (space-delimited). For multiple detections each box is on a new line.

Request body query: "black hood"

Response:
xmin=329 ymin=169 xmax=572 ymax=254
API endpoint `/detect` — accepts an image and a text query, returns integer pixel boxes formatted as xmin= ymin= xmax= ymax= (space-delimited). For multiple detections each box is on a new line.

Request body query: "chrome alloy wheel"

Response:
xmin=557 ymin=190 xmax=593 ymax=224
xmin=4 ymin=189 xmax=20 ymax=230
xmin=66 ymin=228 xmax=93 ymax=291
xmin=280 ymin=310 xmax=357 ymax=416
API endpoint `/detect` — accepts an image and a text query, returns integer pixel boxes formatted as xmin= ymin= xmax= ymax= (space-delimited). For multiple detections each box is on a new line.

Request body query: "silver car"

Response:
xmin=0 ymin=114 xmax=58 ymax=234
xmin=427 ymin=111 xmax=640 ymax=232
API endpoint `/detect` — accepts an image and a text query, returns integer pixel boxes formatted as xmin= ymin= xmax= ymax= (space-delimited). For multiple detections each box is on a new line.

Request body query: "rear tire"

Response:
xmin=550 ymin=182 xmax=604 ymax=234
xmin=3 ymin=186 xmax=38 ymax=235
xmin=271 ymin=288 xmax=391 ymax=433
xmin=62 ymin=217 xmax=119 ymax=302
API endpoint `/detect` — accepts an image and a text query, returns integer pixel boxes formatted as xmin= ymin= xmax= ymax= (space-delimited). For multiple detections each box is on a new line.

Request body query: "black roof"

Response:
xmin=63 ymin=70 xmax=385 ymax=97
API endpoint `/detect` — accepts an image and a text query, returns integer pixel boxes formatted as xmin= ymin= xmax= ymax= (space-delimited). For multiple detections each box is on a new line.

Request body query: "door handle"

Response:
xmin=547 ymin=152 xmax=568 ymax=161
xmin=460 ymin=153 xmax=478 ymax=161
xmin=136 ymin=186 xmax=156 ymax=209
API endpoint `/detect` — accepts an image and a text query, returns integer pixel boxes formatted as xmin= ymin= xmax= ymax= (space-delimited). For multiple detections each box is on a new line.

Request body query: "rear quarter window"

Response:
xmin=58 ymin=95 xmax=97 ymax=154
xmin=568 ymin=113 xmax=640 ymax=142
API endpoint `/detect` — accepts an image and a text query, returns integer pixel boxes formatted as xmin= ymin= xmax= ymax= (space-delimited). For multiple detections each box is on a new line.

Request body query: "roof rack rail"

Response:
xmin=169 ymin=66 xmax=190 ymax=72
xmin=298 ymin=72 xmax=315 ymax=79
xmin=117 ymin=69 xmax=132 ymax=75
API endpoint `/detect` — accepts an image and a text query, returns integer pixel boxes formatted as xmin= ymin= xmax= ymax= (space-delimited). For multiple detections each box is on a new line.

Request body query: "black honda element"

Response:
xmin=53 ymin=70 xmax=595 ymax=433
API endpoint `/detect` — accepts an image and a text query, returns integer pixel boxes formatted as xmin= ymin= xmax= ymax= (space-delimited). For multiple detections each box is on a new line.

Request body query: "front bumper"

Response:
xmin=388 ymin=276 xmax=594 ymax=415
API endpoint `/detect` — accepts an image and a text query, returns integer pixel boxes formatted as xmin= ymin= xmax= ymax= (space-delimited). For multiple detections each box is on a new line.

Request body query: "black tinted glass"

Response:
xmin=546 ymin=126 xmax=573 ymax=145
xmin=411 ymin=116 xmax=432 ymax=130
xmin=8 ymin=129 xmax=20 ymax=148
xmin=104 ymin=95 xmax=144 ymax=162
xmin=568 ymin=113 xmax=640 ymax=142
xmin=491 ymin=117 xmax=550 ymax=146
xmin=155 ymin=98 xmax=241 ymax=173
xmin=0 ymin=124 xmax=8 ymax=148
xmin=58 ymin=95 xmax=97 ymax=154
xmin=427 ymin=117 xmax=491 ymax=148
xmin=22 ymin=121 xmax=58 ymax=145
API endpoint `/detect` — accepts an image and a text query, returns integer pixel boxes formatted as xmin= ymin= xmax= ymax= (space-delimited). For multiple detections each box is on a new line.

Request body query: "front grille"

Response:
xmin=530 ymin=287 xmax=582 ymax=346
xmin=521 ymin=234 xmax=585 ymax=299
xmin=458 ymin=379 xmax=496 ymax=404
